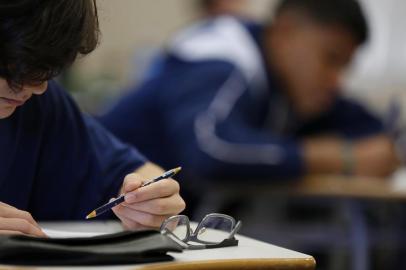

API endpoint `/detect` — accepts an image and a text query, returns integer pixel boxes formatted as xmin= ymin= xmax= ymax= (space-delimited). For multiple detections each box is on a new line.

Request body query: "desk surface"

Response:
xmin=142 ymin=230 xmax=315 ymax=270
xmin=212 ymin=170 xmax=406 ymax=201
xmin=0 ymin=221 xmax=315 ymax=270
xmin=289 ymin=174 xmax=406 ymax=200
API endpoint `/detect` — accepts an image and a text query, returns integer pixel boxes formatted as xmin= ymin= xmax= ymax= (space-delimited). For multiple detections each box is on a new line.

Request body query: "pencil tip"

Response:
xmin=174 ymin=167 xmax=182 ymax=173
xmin=86 ymin=211 xmax=96 ymax=220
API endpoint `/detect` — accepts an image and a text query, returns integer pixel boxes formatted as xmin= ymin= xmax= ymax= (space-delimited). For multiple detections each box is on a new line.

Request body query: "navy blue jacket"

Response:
xmin=99 ymin=17 xmax=383 ymax=182
xmin=0 ymin=81 xmax=146 ymax=220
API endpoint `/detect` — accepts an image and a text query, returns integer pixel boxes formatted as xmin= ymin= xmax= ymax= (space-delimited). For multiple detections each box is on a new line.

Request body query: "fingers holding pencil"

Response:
xmin=113 ymin=180 xmax=185 ymax=229
xmin=86 ymin=166 xmax=185 ymax=230
xmin=124 ymin=178 xmax=180 ymax=204
xmin=121 ymin=173 xmax=144 ymax=194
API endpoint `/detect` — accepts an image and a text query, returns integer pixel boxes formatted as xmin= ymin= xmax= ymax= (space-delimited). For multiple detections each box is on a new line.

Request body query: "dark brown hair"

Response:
xmin=275 ymin=0 xmax=369 ymax=45
xmin=0 ymin=0 xmax=100 ymax=90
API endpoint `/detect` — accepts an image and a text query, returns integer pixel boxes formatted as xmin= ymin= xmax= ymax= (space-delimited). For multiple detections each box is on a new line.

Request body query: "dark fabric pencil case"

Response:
xmin=0 ymin=230 xmax=183 ymax=266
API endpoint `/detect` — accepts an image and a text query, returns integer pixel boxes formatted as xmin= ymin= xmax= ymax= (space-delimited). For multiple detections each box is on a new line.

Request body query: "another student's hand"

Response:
xmin=112 ymin=163 xmax=186 ymax=230
xmin=304 ymin=135 xmax=400 ymax=178
xmin=353 ymin=135 xmax=400 ymax=177
xmin=0 ymin=202 xmax=46 ymax=237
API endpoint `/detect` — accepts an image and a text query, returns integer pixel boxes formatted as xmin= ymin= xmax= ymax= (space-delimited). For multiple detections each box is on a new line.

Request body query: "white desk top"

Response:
xmin=0 ymin=221 xmax=315 ymax=270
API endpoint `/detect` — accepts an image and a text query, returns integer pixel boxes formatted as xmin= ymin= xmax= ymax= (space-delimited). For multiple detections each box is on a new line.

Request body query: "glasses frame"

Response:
xmin=160 ymin=213 xmax=242 ymax=250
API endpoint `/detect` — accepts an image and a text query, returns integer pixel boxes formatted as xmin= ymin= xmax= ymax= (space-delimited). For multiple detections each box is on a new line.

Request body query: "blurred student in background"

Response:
xmin=99 ymin=4 xmax=401 ymax=266
xmin=99 ymin=0 xmax=399 ymax=212
xmin=100 ymin=0 xmax=398 ymax=181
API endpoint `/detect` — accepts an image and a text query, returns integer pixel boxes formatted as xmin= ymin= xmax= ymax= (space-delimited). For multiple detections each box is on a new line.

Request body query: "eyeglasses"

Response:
xmin=160 ymin=213 xmax=242 ymax=250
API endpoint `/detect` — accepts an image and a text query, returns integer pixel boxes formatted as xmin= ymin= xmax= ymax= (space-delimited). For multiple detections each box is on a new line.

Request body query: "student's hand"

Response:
xmin=304 ymin=135 xmax=400 ymax=178
xmin=352 ymin=135 xmax=400 ymax=177
xmin=112 ymin=163 xmax=186 ymax=230
xmin=0 ymin=202 xmax=46 ymax=237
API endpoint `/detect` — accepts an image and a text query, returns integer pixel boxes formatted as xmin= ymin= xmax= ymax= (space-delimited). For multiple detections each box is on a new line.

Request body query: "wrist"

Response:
xmin=341 ymin=141 xmax=355 ymax=175
xmin=303 ymin=138 xmax=343 ymax=174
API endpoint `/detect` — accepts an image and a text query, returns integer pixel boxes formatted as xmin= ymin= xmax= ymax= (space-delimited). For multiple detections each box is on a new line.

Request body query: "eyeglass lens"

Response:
xmin=163 ymin=215 xmax=189 ymax=241
xmin=196 ymin=215 xmax=234 ymax=243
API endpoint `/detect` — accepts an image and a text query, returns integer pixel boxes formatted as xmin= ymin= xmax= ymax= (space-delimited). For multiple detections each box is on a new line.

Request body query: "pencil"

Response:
xmin=85 ymin=167 xmax=182 ymax=219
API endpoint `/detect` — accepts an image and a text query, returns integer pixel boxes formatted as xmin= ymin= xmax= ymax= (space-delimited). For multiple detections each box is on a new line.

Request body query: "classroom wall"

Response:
xmin=344 ymin=0 xmax=406 ymax=116
xmin=72 ymin=0 xmax=197 ymax=86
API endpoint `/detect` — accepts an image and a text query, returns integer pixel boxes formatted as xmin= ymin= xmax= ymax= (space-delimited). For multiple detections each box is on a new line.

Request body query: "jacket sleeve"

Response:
xmin=155 ymin=59 xmax=305 ymax=181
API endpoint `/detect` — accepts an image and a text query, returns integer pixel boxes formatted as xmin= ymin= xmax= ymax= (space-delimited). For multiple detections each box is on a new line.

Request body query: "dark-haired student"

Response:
xmin=0 ymin=0 xmax=185 ymax=237
xmin=100 ymin=0 xmax=399 ymax=185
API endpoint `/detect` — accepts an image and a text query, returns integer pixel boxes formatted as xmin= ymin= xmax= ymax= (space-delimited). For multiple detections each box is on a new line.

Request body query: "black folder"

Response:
xmin=0 ymin=230 xmax=183 ymax=266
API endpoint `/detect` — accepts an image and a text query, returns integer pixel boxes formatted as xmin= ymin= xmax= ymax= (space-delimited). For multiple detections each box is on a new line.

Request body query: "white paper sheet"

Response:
xmin=42 ymin=228 xmax=107 ymax=238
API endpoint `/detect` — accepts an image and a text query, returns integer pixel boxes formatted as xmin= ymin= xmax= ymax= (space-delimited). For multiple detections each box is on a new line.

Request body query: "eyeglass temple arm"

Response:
xmin=161 ymin=229 xmax=189 ymax=249
xmin=228 ymin=220 xmax=242 ymax=239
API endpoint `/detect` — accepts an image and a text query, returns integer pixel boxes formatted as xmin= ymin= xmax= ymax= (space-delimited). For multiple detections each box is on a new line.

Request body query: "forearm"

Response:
xmin=303 ymin=135 xmax=400 ymax=177
xmin=303 ymin=137 xmax=345 ymax=175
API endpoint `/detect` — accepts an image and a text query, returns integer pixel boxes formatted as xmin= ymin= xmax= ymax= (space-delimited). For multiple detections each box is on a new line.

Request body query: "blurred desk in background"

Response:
xmin=205 ymin=173 xmax=406 ymax=201
xmin=194 ymin=171 xmax=406 ymax=270
xmin=284 ymin=173 xmax=406 ymax=200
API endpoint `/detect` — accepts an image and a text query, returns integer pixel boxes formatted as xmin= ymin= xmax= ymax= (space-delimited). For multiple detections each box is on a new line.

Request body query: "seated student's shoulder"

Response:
xmin=167 ymin=16 xmax=262 ymax=84
xmin=40 ymin=80 xmax=75 ymax=107
xmin=30 ymin=80 xmax=80 ymax=118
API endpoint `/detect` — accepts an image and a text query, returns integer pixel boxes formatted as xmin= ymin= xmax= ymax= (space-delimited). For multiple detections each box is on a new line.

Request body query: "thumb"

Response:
xmin=122 ymin=173 xmax=144 ymax=193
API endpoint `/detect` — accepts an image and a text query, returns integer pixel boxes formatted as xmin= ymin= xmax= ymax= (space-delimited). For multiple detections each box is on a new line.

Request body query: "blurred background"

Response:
xmin=63 ymin=0 xmax=278 ymax=112
xmin=63 ymin=0 xmax=406 ymax=118
xmin=61 ymin=1 xmax=406 ymax=270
